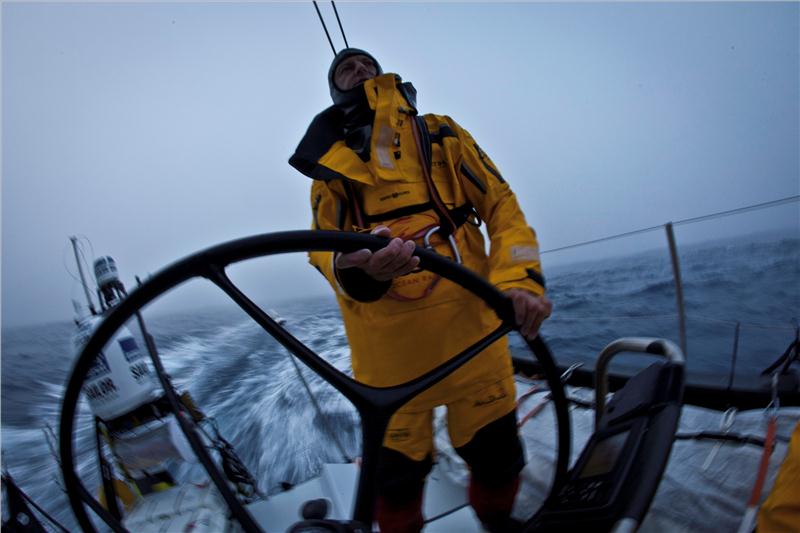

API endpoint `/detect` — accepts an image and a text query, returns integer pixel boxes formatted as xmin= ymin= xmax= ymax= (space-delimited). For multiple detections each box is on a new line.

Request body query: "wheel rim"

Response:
xmin=59 ymin=230 xmax=571 ymax=532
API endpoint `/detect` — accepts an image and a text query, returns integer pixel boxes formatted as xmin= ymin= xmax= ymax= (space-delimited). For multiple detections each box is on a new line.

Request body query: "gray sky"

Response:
xmin=2 ymin=1 xmax=798 ymax=328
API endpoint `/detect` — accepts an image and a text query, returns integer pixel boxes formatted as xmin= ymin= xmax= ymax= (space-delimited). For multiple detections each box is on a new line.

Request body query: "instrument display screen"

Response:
xmin=577 ymin=429 xmax=631 ymax=479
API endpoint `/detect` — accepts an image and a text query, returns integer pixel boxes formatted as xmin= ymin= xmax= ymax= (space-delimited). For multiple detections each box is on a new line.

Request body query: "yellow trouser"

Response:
xmin=383 ymin=374 xmax=518 ymax=461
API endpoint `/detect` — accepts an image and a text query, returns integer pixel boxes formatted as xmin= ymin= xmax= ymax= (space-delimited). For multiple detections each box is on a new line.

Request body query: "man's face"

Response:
xmin=334 ymin=55 xmax=378 ymax=91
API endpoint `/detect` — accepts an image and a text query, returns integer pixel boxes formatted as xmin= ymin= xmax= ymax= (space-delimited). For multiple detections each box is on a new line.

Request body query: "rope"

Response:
xmin=516 ymin=384 xmax=544 ymax=407
xmin=517 ymin=365 xmax=582 ymax=428
xmin=285 ymin=352 xmax=353 ymax=463
xmin=518 ymin=395 xmax=551 ymax=428
xmin=312 ymin=1 xmax=337 ymax=56
xmin=541 ymin=195 xmax=799 ymax=255
xmin=331 ymin=1 xmax=349 ymax=48
xmin=675 ymin=430 xmax=790 ymax=448
xmin=736 ymin=415 xmax=778 ymax=533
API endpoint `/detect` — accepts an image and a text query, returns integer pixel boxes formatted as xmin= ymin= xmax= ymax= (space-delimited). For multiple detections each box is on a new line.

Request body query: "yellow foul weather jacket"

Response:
xmin=290 ymin=74 xmax=545 ymax=410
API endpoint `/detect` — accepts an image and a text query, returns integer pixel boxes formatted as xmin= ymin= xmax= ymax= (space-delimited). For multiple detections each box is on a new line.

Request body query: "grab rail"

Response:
xmin=594 ymin=337 xmax=685 ymax=429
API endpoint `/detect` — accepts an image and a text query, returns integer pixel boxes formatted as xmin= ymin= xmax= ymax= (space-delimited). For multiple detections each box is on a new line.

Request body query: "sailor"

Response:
xmin=290 ymin=48 xmax=551 ymax=533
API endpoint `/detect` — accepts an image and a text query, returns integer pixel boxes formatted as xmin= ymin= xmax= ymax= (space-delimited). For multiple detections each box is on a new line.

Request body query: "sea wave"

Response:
xmin=1 ymin=232 xmax=797 ymax=527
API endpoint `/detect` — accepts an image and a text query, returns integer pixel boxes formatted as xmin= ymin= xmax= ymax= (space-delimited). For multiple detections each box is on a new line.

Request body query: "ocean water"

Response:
xmin=1 ymin=233 xmax=798 ymax=530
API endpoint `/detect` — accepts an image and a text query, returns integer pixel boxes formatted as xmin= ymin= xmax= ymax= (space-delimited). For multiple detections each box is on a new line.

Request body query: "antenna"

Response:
xmin=331 ymin=1 xmax=349 ymax=49
xmin=94 ymin=256 xmax=127 ymax=310
xmin=70 ymin=236 xmax=97 ymax=316
xmin=312 ymin=1 xmax=337 ymax=56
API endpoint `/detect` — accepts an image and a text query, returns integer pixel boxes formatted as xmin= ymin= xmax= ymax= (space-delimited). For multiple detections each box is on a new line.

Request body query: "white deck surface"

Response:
xmin=246 ymin=462 xmax=482 ymax=532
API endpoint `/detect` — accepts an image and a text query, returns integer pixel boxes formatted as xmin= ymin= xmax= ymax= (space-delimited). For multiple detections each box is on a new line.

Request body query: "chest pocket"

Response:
xmin=359 ymin=179 xmax=432 ymax=223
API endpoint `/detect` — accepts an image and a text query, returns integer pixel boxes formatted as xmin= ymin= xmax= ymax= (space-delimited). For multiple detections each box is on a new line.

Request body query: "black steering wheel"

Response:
xmin=59 ymin=230 xmax=571 ymax=532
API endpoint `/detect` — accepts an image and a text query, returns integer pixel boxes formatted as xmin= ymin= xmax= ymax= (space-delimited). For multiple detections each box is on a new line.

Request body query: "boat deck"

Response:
xmin=246 ymin=462 xmax=481 ymax=532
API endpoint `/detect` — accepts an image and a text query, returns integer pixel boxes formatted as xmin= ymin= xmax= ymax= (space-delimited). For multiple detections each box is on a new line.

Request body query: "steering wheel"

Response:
xmin=59 ymin=230 xmax=571 ymax=532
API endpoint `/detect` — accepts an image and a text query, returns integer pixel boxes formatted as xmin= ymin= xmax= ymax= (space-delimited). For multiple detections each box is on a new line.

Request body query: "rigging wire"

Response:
xmin=76 ymin=242 xmax=96 ymax=288
xmin=312 ymin=1 xmax=337 ymax=56
xmin=64 ymin=235 xmax=99 ymax=315
xmin=331 ymin=1 xmax=349 ymax=48
xmin=42 ymin=424 xmax=66 ymax=494
xmin=549 ymin=313 xmax=797 ymax=330
xmin=673 ymin=195 xmax=800 ymax=228
xmin=62 ymin=235 xmax=95 ymax=284
xmin=541 ymin=194 xmax=800 ymax=255
xmin=542 ymin=223 xmax=664 ymax=255
xmin=285 ymin=351 xmax=353 ymax=464
xmin=73 ymin=234 xmax=97 ymax=281
xmin=0 ymin=469 xmax=71 ymax=533
xmin=76 ymin=239 xmax=100 ymax=314
xmin=62 ymin=243 xmax=82 ymax=284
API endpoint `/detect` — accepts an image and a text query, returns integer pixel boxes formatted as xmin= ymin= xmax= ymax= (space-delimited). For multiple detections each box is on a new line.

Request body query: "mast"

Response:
xmin=70 ymin=236 xmax=97 ymax=316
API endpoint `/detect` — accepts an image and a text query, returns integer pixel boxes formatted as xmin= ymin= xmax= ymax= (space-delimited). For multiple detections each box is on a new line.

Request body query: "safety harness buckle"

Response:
xmin=423 ymin=226 xmax=462 ymax=265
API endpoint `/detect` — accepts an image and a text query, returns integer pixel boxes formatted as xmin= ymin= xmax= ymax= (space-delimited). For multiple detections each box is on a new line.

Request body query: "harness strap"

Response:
xmin=343 ymin=180 xmax=365 ymax=229
xmin=340 ymin=116 xmax=477 ymax=236
xmin=450 ymin=202 xmax=480 ymax=228
xmin=429 ymin=124 xmax=457 ymax=145
xmin=361 ymin=201 xmax=477 ymax=228
xmin=411 ymin=115 xmax=458 ymax=237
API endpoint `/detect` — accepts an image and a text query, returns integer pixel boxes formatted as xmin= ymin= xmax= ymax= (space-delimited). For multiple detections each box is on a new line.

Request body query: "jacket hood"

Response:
xmin=328 ymin=48 xmax=383 ymax=108
xmin=291 ymin=73 xmax=418 ymax=180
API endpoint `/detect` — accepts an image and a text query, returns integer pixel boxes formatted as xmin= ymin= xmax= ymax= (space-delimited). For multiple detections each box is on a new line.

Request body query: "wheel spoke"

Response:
xmin=59 ymin=231 xmax=571 ymax=533
xmin=206 ymin=262 xmax=368 ymax=409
